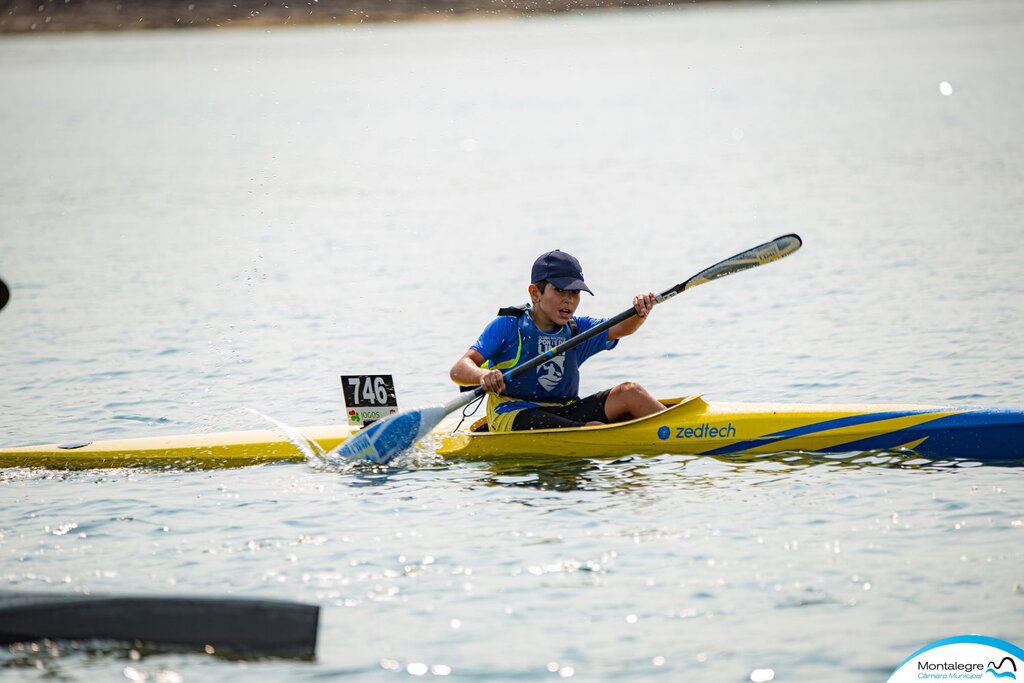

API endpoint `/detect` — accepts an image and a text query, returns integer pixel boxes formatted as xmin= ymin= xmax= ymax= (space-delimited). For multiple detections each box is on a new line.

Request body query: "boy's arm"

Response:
xmin=450 ymin=350 xmax=506 ymax=393
xmin=607 ymin=292 xmax=657 ymax=340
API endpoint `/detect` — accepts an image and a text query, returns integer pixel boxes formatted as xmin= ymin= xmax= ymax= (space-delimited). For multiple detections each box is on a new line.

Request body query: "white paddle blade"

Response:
xmin=331 ymin=405 xmax=446 ymax=464
xmin=677 ymin=234 xmax=802 ymax=294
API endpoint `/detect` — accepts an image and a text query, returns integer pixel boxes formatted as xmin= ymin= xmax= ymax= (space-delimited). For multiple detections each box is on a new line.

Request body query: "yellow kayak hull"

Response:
xmin=2 ymin=396 xmax=1021 ymax=468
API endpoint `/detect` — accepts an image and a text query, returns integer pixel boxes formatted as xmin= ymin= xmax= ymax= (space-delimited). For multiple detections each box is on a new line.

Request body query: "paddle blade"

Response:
xmin=331 ymin=405 xmax=446 ymax=464
xmin=677 ymin=234 xmax=802 ymax=294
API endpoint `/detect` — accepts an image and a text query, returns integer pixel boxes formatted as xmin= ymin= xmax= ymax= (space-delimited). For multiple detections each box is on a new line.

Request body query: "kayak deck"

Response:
xmin=2 ymin=396 xmax=1022 ymax=468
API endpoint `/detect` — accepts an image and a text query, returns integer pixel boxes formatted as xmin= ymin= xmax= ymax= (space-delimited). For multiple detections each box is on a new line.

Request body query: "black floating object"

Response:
xmin=0 ymin=590 xmax=319 ymax=659
xmin=0 ymin=277 xmax=8 ymax=311
xmin=57 ymin=441 xmax=92 ymax=450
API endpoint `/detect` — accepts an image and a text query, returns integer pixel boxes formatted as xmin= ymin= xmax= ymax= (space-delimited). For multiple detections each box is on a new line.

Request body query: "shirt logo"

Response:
xmin=536 ymin=335 xmax=565 ymax=391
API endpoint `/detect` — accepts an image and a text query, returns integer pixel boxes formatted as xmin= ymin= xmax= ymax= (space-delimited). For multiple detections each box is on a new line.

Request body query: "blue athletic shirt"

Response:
xmin=471 ymin=312 xmax=618 ymax=410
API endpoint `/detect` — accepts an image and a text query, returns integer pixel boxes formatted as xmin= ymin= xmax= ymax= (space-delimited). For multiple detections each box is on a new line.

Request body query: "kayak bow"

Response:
xmin=0 ymin=425 xmax=356 ymax=469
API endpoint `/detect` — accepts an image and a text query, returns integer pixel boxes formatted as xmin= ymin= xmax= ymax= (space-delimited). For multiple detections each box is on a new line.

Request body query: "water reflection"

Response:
xmin=469 ymin=449 xmax=1012 ymax=492
xmin=482 ymin=457 xmax=616 ymax=492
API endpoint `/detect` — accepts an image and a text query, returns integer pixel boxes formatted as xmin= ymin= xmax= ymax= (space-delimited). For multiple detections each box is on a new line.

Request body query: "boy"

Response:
xmin=450 ymin=249 xmax=666 ymax=432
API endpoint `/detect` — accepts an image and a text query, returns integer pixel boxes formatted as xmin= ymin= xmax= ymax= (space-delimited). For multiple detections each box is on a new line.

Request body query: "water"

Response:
xmin=1 ymin=0 xmax=1023 ymax=679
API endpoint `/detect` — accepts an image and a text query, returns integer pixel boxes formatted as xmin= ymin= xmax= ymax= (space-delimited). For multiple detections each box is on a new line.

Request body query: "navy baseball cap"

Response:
xmin=531 ymin=250 xmax=593 ymax=295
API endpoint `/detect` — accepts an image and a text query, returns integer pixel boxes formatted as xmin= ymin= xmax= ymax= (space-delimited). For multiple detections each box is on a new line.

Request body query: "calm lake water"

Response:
xmin=1 ymin=0 xmax=1023 ymax=680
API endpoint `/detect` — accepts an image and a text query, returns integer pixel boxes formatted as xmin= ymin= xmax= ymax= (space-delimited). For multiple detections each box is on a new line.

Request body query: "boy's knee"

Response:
xmin=612 ymin=381 xmax=643 ymax=396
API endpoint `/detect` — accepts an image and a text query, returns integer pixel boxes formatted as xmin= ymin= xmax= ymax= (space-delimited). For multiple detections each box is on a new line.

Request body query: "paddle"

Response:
xmin=331 ymin=233 xmax=803 ymax=464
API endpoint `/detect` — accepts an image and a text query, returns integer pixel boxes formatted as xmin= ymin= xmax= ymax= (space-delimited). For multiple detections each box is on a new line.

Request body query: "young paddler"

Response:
xmin=450 ymin=250 xmax=666 ymax=432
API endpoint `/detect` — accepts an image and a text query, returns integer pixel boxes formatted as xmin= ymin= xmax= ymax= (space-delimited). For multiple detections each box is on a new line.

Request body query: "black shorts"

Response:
xmin=510 ymin=390 xmax=611 ymax=431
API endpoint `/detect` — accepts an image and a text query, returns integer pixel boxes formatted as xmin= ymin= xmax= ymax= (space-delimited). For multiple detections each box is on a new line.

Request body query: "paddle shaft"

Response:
xmin=446 ymin=233 xmax=803 ymax=414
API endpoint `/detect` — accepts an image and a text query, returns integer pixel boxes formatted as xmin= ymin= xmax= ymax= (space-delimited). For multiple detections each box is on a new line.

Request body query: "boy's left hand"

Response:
xmin=633 ymin=292 xmax=656 ymax=317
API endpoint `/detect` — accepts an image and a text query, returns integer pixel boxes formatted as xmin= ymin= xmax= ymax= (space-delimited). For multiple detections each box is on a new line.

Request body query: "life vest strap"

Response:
xmin=496 ymin=303 xmax=578 ymax=335
xmin=497 ymin=304 xmax=529 ymax=317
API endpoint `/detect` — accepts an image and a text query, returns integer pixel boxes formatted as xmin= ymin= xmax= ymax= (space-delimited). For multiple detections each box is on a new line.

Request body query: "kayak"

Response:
xmin=2 ymin=395 xmax=1022 ymax=468
xmin=436 ymin=395 xmax=1024 ymax=462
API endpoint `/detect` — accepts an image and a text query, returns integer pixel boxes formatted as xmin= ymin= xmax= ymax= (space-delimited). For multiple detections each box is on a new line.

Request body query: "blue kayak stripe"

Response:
xmin=695 ymin=408 xmax=1023 ymax=460
xmin=815 ymin=430 xmax=930 ymax=455
xmin=699 ymin=410 xmax=943 ymax=456
xmin=816 ymin=410 xmax=1024 ymax=459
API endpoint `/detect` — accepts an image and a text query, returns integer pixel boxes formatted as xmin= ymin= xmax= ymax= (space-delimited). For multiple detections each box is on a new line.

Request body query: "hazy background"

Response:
xmin=1 ymin=0 xmax=1022 ymax=680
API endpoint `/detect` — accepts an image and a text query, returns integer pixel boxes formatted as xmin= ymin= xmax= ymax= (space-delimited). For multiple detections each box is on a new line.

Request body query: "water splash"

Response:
xmin=241 ymin=407 xmax=446 ymax=476
xmin=323 ymin=432 xmax=446 ymax=475
xmin=242 ymin=408 xmax=329 ymax=466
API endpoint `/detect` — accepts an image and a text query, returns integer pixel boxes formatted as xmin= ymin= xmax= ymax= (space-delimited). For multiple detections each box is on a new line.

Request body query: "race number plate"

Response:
xmin=340 ymin=375 xmax=399 ymax=427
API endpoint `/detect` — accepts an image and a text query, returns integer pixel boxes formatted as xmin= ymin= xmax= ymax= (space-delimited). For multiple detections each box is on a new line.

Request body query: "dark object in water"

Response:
xmin=0 ymin=277 xmax=8 ymax=311
xmin=0 ymin=590 xmax=319 ymax=659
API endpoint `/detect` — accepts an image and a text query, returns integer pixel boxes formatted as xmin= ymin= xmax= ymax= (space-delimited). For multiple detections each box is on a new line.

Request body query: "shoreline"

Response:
xmin=1 ymin=0 xmax=713 ymax=34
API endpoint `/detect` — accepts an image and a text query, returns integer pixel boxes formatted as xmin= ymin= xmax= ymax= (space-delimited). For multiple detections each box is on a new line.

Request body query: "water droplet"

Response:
xmin=51 ymin=522 xmax=78 ymax=536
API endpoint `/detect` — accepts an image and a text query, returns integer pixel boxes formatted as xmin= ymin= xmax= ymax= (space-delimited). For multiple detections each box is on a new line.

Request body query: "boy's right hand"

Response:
xmin=480 ymin=369 xmax=506 ymax=394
